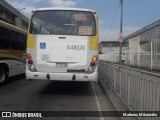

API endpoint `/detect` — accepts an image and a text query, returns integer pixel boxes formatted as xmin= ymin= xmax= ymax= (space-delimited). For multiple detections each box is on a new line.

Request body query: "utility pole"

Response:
xmin=119 ymin=0 xmax=123 ymax=64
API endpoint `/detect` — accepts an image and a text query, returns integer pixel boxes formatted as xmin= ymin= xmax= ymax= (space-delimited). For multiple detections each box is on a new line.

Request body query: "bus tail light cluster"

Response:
xmin=26 ymin=54 xmax=36 ymax=71
xmin=90 ymin=56 xmax=97 ymax=67
xmin=88 ymin=56 xmax=98 ymax=73
xmin=26 ymin=54 xmax=33 ymax=64
xmin=90 ymin=56 xmax=97 ymax=66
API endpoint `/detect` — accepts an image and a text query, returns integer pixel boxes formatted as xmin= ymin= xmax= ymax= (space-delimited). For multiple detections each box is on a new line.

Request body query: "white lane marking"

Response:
xmin=91 ymin=82 xmax=104 ymax=120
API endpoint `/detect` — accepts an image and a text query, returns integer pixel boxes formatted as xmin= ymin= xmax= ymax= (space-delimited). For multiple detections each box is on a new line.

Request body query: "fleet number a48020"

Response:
xmin=67 ymin=45 xmax=85 ymax=50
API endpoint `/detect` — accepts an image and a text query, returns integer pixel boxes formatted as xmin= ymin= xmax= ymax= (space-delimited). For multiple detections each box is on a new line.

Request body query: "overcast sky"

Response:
xmin=6 ymin=0 xmax=160 ymax=42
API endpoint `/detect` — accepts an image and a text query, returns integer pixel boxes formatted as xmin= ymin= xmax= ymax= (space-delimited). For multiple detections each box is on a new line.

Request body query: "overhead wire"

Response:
xmin=102 ymin=2 xmax=121 ymax=41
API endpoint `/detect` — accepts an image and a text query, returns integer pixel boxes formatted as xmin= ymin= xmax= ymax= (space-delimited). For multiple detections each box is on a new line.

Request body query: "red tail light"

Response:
xmin=28 ymin=60 xmax=33 ymax=64
xmin=90 ymin=62 xmax=95 ymax=66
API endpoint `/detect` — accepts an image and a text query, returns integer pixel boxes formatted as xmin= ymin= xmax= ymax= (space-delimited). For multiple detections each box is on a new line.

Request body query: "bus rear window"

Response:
xmin=30 ymin=10 xmax=96 ymax=36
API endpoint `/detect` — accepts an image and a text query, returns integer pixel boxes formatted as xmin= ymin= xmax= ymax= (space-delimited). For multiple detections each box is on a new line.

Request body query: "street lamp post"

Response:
xmin=18 ymin=8 xmax=25 ymax=28
xmin=18 ymin=8 xmax=26 ymax=18
xmin=18 ymin=8 xmax=26 ymax=13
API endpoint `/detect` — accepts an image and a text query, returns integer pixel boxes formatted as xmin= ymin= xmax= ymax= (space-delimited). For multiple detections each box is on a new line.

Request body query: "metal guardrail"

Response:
xmin=98 ymin=61 xmax=160 ymax=120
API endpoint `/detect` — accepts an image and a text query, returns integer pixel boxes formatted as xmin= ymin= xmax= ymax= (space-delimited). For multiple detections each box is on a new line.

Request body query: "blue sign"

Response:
xmin=40 ymin=42 xmax=46 ymax=49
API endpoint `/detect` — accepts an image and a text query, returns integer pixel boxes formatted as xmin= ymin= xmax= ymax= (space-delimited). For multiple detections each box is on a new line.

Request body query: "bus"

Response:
xmin=0 ymin=20 xmax=27 ymax=85
xmin=26 ymin=8 xmax=99 ymax=82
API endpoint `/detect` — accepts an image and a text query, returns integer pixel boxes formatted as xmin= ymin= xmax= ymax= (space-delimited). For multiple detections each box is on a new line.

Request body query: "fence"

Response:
xmin=99 ymin=61 xmax=160 ymax=120
xmin=99 ymin=41 xmax=160 ymax=70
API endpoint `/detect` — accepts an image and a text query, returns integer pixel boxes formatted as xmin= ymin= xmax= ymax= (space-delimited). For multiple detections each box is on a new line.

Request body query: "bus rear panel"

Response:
xmin=26 ymin=8 xmax=99 ymax=82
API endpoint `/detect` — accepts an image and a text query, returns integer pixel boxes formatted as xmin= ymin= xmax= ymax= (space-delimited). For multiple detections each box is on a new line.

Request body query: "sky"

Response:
xmin=5 ymin=0 xmax=160 ymax=42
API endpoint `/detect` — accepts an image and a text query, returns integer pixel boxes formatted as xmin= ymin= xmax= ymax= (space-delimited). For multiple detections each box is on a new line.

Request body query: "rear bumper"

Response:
xmin=25 ymin=69 xmax=98 ymax=82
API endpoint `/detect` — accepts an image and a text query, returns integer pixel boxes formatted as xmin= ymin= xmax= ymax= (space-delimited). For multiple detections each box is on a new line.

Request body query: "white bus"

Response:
xmin=26 ymin=8 xmax=99 ymax=82
xmin=0 ymin=20 xmax=27 ymax=85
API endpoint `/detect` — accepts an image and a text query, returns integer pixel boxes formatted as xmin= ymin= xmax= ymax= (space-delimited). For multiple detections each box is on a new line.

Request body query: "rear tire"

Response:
xmin=0 ymin=66 xmax=8 ymax=85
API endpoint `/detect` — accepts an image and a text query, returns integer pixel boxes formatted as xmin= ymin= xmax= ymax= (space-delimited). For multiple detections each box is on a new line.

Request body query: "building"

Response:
xmin=123 ymin=19 xmax=160 ymax=69
xmin=100 ymin=41 xmax=128 ymax=53
xmin=124 ymin=19 xmax=160 ymax=54
xmin=0 ymin=0 xmax=29 ymax=30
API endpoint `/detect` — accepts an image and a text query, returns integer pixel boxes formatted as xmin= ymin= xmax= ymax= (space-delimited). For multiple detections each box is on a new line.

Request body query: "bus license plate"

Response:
xmin=56 ymin=63 xmax=68 ymax=67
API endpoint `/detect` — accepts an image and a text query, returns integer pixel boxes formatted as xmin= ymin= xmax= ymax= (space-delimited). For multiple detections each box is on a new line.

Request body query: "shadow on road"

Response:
xmin=7 ymin=74 xmax=25 ymax=84
xmin=40 ymin=81 xmax=94 ymax=96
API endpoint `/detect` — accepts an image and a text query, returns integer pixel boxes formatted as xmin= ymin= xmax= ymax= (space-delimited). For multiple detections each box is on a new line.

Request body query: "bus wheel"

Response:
xmin=0 ymin=66 xmax=8 ymax=85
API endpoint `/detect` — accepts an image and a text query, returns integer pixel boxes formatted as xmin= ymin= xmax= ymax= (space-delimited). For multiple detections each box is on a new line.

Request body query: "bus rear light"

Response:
xmin=26 ymin=54 xmax=32 ymax=59
xmin=90 ymin=62 xmax=95 ymax=66
xmin=28 ymin=60 xmax=33 ymax=64
xmin=92 ymin=56 xmax=97 ymax=62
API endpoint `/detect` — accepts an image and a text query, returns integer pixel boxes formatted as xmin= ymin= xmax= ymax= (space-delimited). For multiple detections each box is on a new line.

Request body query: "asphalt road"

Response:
xmin=0 ymin=75 xmax=121 ymax=120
